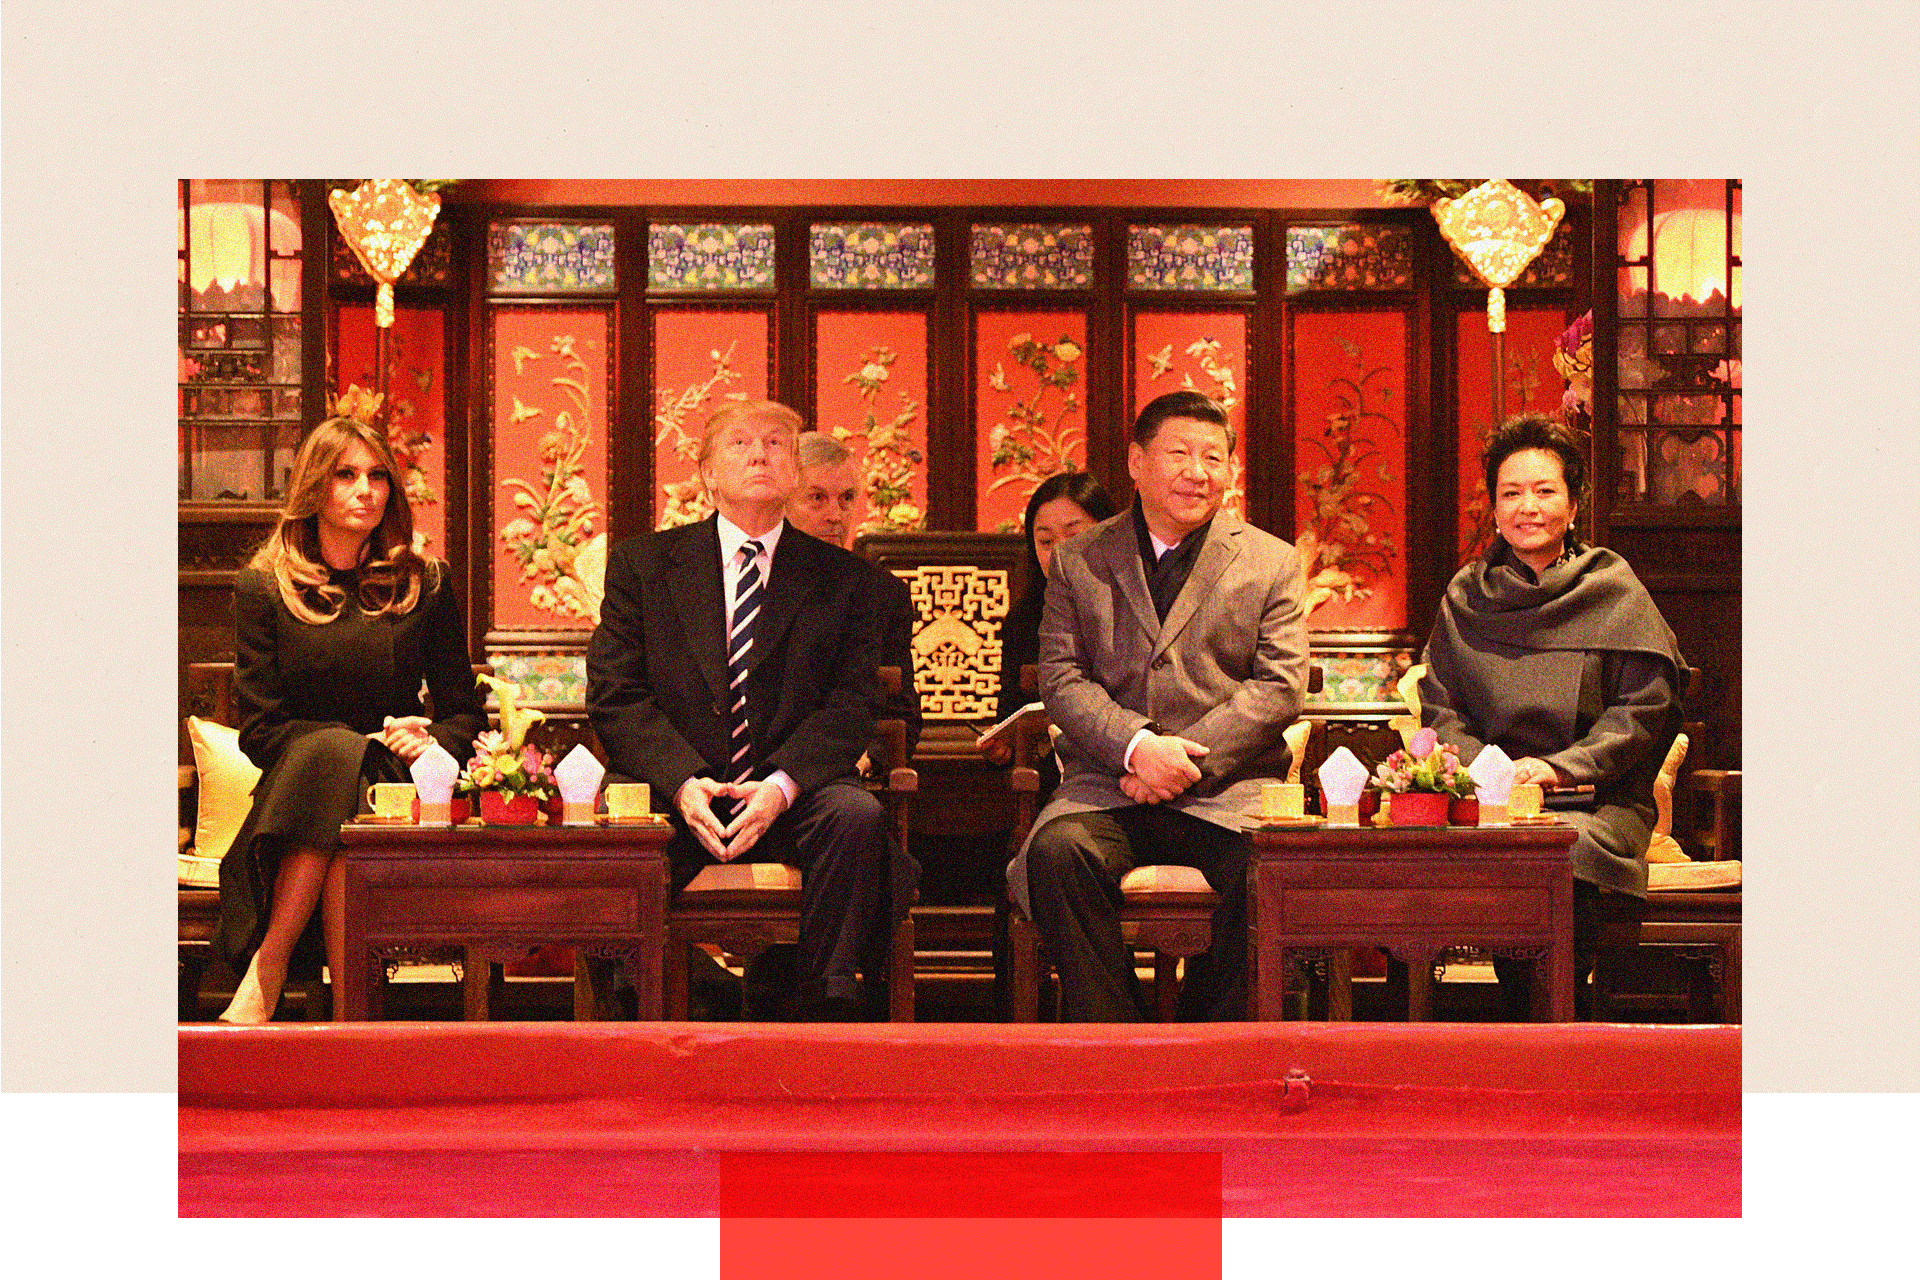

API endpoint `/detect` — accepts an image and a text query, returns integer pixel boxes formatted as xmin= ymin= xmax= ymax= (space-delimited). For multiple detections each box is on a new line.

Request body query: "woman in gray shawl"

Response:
xmin=1418 ymin=414 xmax=1683 ymax=1014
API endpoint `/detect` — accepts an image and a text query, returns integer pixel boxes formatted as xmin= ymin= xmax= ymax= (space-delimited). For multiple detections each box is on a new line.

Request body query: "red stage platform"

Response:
xmin=179 ymin=1021 xmax=1739 ymax=1217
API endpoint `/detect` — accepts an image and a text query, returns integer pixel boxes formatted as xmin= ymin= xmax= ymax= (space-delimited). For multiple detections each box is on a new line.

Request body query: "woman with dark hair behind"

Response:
xmin=212 ymin=417 xmax=486 ymax=1022
xmin=1416 ymin=412 xmax=1684 ymax=1016
xmin=985 ymin=470 xmax=1119 ymax=763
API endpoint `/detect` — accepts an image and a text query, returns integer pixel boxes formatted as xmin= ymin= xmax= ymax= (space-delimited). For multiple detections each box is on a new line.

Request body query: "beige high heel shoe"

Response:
xmin=217 ymin=954 xmax=284 ymax=1024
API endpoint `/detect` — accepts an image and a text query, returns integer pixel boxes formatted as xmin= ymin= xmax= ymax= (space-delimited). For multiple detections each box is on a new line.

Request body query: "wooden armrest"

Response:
xmin=870 ymin=717 xmax=909 ymax=780
xmin=179 ymin=827 xmax=192 ymax=853
xmin=1010 ymin=765 xmax=1040 ymax=795
xmin=1684 ymin=769 xmax=1742 ymax=799
xmin=887 ymin=766 xmax=918 ymax=794
xmin=179 ymin=766 xmax=197 ymax=791
xmin=877 ymin=665 xmax=903 ymax=696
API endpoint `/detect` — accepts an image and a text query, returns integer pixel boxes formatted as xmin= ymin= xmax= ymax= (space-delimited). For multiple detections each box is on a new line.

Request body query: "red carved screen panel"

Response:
xmin=974 ymin=309 xmax=1088 ymax=533
xmin=813 ymin=310 xmax=930 ymax=534
xmin=1455 ymin=307 xmax=1569 ymax=562
xmin=1290 ymin=309 xmax=1408 ymax=631
xmin=489 ymin=307 xmax=610 ymax=631
xmin=651 ymin=308 xmax=772 ymax=529
xmin=334 ymin=305 xmax=448 ymax=556
xmin=1131 ymin=310 xmax=1248 ymax=519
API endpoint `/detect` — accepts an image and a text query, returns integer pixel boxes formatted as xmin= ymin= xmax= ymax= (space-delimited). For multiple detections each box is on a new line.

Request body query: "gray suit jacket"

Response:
xmin=1008 ymin=506 xmax=1309 ymax=914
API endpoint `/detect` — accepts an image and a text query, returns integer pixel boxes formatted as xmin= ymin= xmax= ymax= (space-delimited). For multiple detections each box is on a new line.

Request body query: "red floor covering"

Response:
xmin=179 ymin=1021 xmax=1740 ymax=1218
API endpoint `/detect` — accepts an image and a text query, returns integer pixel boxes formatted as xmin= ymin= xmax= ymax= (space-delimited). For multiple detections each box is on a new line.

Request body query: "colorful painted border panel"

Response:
xmin=488 ymin=650 xmax=588 ymax=709
xmin=649 ymin=223 xmax=776 ymax=291
xmin=489 ymin=308 xmax=610 ymax=631
xmin=974 ymin=309 xmax=1088 ymax=533
xmin=1285 ymin=225 xmax=1415 ymax=293
xmin=652 ymin=308 xmax=772 ymax=528
xmin=810 ymin=223 xmax=935 ymax=289
xmin=1131 ymin=310 xmax=1248 ymax=518
xmin=813 ymin=310 xmax=930 ymax=534
xmin=1127 ymin=224 xmax=1254 ymax=291
xmin=333 ymin=304 xmax=448 ymax=557
xmin=487 ymin=222 xmax=617 ymax=293
xmin=1455 ymin=307 xmax=1571 ymax=562
xmin=1311 ymin=649 xmax=1419 ymax=706
xmin=1291 ymin=309 xmax=1409 ymax=630
xmin=970 ymin=224 xmax=1093 ymax=289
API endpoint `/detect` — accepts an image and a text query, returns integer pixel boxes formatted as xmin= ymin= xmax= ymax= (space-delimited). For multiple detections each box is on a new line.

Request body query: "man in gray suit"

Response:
xmin=1008 ymin=390 xmax=1310 ymax=1021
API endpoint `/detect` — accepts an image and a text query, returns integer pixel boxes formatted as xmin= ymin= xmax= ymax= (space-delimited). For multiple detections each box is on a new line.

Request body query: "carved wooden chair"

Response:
xmin=179 ymin=660 xmax=497 ymax=1020
xmin=1591 ymin=666 xmax=1742 ymax=1022
xmin=657 ymin=666 xmax=918 ymax=1022
xmin=1004 ymin=664 xmax=1322 ymax=1022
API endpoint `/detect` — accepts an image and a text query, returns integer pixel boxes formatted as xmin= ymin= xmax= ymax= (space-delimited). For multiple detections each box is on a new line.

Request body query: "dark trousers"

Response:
xmin=1022 ymin=806 xmax=1250 ymax=1022
xmin=663 ymin=780 xmax=893 ymax=1006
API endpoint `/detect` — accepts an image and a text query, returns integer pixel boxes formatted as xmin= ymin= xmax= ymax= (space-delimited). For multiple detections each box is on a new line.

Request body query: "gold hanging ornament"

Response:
xmin=327 ymin=179 xmax=441 ymax=327
xmin=1432 ymin=179 xmax=1565 ymax=334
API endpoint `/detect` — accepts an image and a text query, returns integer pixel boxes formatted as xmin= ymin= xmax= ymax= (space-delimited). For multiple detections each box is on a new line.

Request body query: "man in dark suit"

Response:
xmin=785 ymin=429 xmax=922 ymax=756
xmin=587 ymin=400 xmax=896 ymax=1020
xmin=1008 ymin=390 xmax=1310 ymax=1021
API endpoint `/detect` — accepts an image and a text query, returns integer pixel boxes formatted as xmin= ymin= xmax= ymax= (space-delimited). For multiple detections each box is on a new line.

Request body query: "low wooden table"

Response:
xmin=336 ymin=821 xmax=671 ymax=1022
xmin=1248 ymin=820 xmax=1580 ymax=1022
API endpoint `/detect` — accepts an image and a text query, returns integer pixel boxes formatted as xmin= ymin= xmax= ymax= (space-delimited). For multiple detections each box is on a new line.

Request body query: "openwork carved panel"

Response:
xmin=899 ymin=565 xmax=1010 ymax=720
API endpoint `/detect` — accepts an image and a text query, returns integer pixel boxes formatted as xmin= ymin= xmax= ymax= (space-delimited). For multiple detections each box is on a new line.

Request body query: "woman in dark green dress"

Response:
xmin=214 ymin=417 xmax=485 ymax=1023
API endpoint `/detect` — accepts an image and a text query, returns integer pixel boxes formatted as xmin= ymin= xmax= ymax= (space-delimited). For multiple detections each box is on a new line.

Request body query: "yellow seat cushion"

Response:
xmin=682 ymin=863 xmax=804 ymax=893
xmin=186 ymin=716 xmax=261 ymax=864
xmin=1119 ymin=865 xmax=1213 ymax=895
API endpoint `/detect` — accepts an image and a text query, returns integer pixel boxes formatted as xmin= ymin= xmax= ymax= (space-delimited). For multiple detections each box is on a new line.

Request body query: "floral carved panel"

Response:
xmin=974 ymin=309 xmax=1088 ymax=533
xmin=651 ymin=308 xmax=771 ymax=529
xmin=490 ymin=308 xmax=610 ymax=631
xmin=813 ymin=310 xmax=929 ymax=534
xmin=1291 ymin=309 xmax=1409 ymax=630
xmin=334 ymin=304 xmax=447 ymax=556
xmin=1454 ymin=307 xmax=1571 ymax=563
xmin=1132 ymin=310 xmax=1248 ymax=519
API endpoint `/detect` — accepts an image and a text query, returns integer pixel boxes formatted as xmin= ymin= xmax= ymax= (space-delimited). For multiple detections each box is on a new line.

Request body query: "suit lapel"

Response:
xmin=1101 ymin=511 xmax=1161 ymax=643
xmin=670 ymin=517 xmax=730 ymax=703
xmin=1152 ymin=513 xmax=1242 ymax=662
xmin=748 ymin=521 xmax=810 ymax=675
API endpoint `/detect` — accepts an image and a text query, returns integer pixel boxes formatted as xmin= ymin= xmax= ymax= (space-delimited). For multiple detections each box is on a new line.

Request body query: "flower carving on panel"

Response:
xmin=499 ymin=334 xmax=605 ymax=622
xmin=985 ymin=332 xmax=1085 ymax=531
xmin=1296 ymin=338 xmax=1401 ymax=615
xmin=1145 ymin=334 xmax=1245 ymax=518
xmin=831 ymin=346 xmax=926 ymax=535
xmin=653 ymin=341 xmax=744 ymax=529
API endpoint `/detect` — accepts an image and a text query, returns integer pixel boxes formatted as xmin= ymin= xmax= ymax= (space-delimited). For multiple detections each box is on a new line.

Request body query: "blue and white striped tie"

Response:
xmin=727 ymin=539 xmax=765 ymax=784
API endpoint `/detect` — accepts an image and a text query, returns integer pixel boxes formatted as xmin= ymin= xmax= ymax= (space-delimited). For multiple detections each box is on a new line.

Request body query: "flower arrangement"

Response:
xmin=1371 ymin=727 xmax=1476 ymax=798
xmin=457 ymin=674 xmax=557 ymax=803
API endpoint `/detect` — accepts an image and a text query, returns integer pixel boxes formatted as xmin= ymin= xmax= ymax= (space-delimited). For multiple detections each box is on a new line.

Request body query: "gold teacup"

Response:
xmin=1260 ymin=781 xmax=1305 ymax=819
xmin=1509 ymin=783 xmax=1543 ymax=819
xmin=365 ymin=782 xmax=417 ymax=819
xmin=605 ymin=782 xmax=652 ymax=820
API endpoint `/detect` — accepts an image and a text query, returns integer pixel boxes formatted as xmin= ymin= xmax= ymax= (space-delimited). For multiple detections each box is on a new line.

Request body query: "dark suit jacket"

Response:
xmin=868 ymin=562 xmax=922 ymax=756
xmin=587 ymin=516 xmax=880 ymax=805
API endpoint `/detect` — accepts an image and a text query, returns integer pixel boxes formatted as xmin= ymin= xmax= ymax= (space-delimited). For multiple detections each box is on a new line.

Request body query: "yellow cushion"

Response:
xmin=683 ymin=863 xmax=804 ymax=893
xmin=1119 ymin=865 xmax=1213 ymax=894
xmin=186 ymin=715 xmax=261 ymax=863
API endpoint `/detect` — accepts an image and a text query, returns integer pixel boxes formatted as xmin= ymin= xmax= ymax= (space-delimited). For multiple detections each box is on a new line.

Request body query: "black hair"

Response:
xmin=1019 ymin=470 xmax=1119 ymax=587
xmin=1131 ymin=389 xmax=1232 ymax=451
xmin=1483 ymin=412 xmax=1588 ymax=512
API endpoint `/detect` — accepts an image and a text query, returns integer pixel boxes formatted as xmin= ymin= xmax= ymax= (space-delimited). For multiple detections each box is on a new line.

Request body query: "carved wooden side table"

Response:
xmin=336 ymin=821 xmax=671 ymax=1022
xmin=1248 ymin=821 xmax=1580 ymax=1022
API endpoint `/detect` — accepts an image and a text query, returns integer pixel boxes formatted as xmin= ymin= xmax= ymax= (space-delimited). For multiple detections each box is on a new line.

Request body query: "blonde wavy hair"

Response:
xmin=250 ymin=417 xmax=438 ymax=624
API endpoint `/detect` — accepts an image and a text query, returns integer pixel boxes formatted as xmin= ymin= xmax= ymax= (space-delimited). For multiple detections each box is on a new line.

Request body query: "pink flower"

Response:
xmin=521 ymin=746 xmax=543 ymax=774
xmin=1410 ymin=728 xmax=1438 ymax=759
